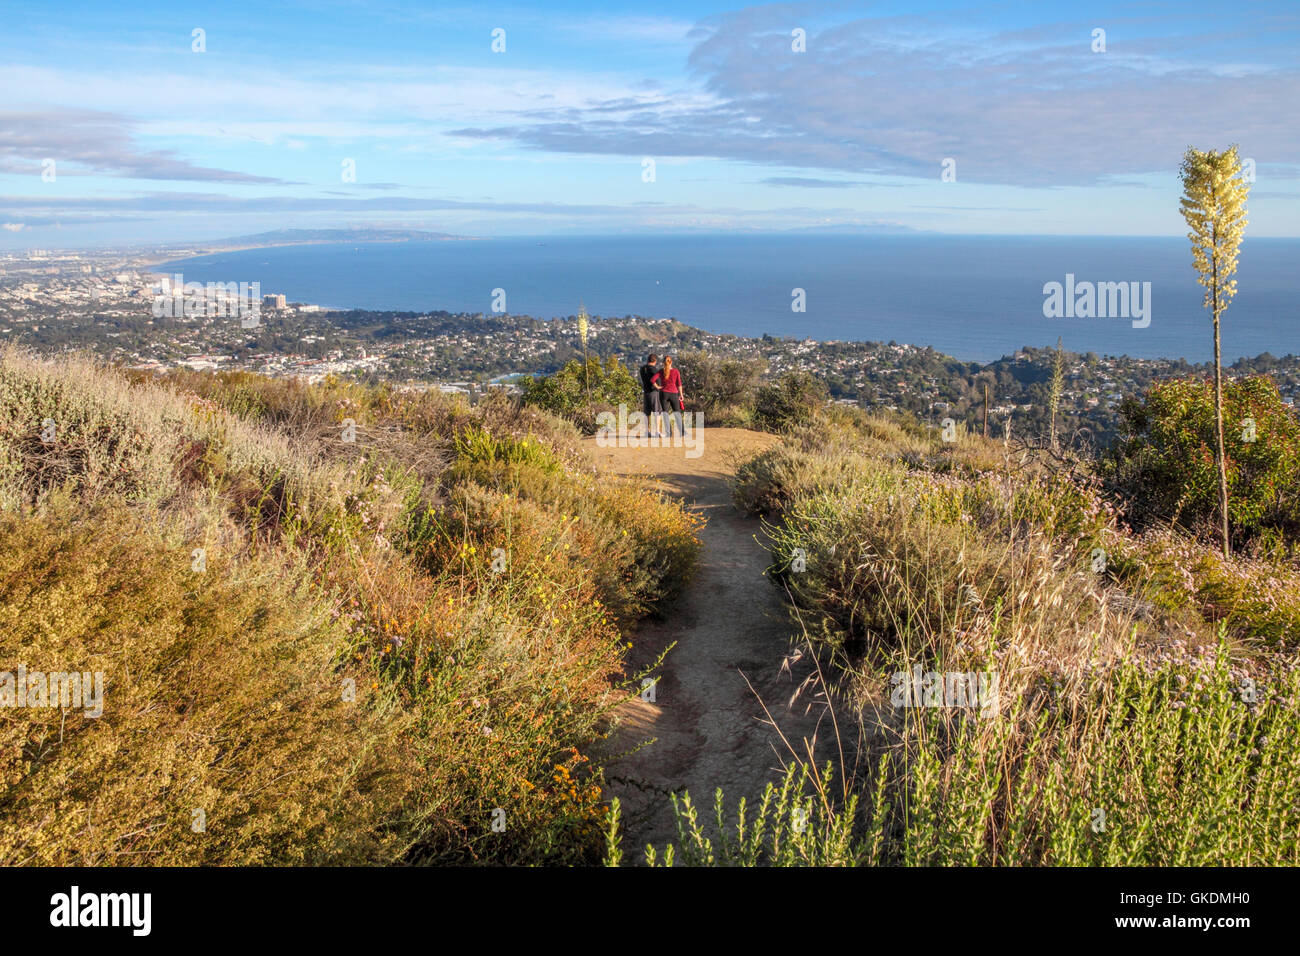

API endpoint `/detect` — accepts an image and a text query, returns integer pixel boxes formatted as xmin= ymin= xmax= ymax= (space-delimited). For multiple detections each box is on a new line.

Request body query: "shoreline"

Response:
xmin=134 ymin=236 xmax=1299 ymax=366
xmin=142 ymin=235 xmax=481 ymax=270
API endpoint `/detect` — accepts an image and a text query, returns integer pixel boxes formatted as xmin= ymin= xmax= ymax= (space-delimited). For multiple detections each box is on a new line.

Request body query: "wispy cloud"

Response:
xmin=0 ymin=110 xmax=285 ymax=183
xmin=452 ymin=10 xmax=1300 ymax=186
xmin=1 ymin=1 xmax=1295 ymax=241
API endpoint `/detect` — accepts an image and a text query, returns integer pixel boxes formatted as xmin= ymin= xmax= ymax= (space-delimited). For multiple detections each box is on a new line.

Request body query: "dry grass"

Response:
xmin=660 ymin=404 xmax=1300 ymax=866
xmin=0 ymin=348 xmax=702 ymax=865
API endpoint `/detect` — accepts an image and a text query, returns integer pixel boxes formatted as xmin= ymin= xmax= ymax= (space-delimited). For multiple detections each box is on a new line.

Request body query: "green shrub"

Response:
xmin=1108 ymin=376 xmax=1300 ymax=546
xmin=521 ymin=356 xmax=640 ymax=433
xmin=675 ymin=350 xmax=765 ymax=427
xmin=760 ymin=458 xmax=1123 ymax=667
xmin=881 ymin=648 xmax=1300 ymax=865
xmin=616 ymin=763 xmax=862 ymax=867
xmin=752 ymin=371 xmax=829 ymax=433
xmin=449 ymin=425 xmax=563 ymax=485
xmin=1110 ymin=530 xmax=1300 ymax=645
xmin=733 ymin=436 xmax=876 ymax=516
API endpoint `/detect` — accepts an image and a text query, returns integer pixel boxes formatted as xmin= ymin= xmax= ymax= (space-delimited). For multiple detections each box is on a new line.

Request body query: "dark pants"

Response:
xmin=642 ymin=389 xmax=661 ymax=417
xmin=660 ymin=392 xmax=683 ymax=434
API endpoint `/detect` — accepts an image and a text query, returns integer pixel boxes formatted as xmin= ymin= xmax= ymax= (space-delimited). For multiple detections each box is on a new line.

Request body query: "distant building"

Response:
xmin=262 ymin=293 xmax=287 ymax=310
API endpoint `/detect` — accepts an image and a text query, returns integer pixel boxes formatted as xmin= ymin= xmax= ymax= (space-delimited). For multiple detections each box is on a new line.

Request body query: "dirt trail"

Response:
xmin=585 ymin=428 xmax=835 ymax=855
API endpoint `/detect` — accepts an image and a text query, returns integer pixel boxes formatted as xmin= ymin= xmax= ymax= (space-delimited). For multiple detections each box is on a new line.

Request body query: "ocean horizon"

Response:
xmin=164 ymin=234 xmax=1300 ymax=364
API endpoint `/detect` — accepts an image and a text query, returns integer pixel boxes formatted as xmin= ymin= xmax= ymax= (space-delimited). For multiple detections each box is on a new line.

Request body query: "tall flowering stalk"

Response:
xmin=1180 ymin=145 xmax=1250 ymax=556
xmin=578 ymin=301 xmax=591 ymax=405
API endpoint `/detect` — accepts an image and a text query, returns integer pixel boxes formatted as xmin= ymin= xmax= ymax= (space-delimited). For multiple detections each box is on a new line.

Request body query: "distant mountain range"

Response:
xmin=182 ymin=228 xmax=471 ymax=248
xmin=782 ymin=222 xmax=925 ymax=235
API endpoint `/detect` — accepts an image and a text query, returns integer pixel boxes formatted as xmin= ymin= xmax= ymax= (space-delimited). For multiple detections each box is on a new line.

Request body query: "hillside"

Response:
xmin=0 ymin=348 xmax=700 ymax=864
xmin=4 ymin=350 xmax=1300 ymax=866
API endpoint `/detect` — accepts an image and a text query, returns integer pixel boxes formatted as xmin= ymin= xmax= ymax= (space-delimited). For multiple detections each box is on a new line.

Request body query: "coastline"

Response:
xmin=143 ymin=234 xmax=481 ymax=270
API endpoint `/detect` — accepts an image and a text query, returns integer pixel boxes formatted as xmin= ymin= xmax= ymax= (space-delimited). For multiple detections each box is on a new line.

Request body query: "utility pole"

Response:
xmin=983 ymin=383 xmax=989 ymax=438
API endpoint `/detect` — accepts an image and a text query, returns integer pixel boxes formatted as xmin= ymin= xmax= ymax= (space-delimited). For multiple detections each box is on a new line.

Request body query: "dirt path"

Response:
xmin=585 ymin=428 xmax=836 ymax=856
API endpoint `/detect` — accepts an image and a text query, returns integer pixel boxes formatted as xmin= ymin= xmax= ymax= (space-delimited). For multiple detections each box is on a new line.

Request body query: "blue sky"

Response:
xmin=2 ymin=0 xmax=1297 ymax=246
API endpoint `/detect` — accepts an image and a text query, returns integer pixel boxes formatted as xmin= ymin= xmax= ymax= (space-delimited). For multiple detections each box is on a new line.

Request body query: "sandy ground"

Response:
xmin=584 ymin=427 xmax=839 ymax=857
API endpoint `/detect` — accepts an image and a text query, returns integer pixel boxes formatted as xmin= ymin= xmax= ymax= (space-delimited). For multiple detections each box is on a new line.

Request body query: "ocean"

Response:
xmin=163 ymin=235 xmax=1299 ymax=363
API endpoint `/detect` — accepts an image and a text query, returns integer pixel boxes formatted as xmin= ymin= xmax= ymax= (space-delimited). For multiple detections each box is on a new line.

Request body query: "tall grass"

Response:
xmin=668 ymin=405 xmax=1300 ymax=867
xmin=618 ymin=641 xmax=1300 ymax=866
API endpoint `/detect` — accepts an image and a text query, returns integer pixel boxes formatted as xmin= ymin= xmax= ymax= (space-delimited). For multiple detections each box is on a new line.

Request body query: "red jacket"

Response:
xmin=654 ymin=367 xmax=681 ymax=394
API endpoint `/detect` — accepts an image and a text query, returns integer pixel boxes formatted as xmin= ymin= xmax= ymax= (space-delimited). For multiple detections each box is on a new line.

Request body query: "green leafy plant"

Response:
xmin=1108 ymin=376 xmax=1300 ymax=546
xmin=752 ymin=371 xmax=829 ymax=433
xmin=521 ymin=356 xmax=639 ymax=433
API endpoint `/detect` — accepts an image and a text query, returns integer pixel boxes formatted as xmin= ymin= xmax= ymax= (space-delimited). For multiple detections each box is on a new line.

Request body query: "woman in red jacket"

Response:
xmin=654 ymin=355 xmax=686 ymax=437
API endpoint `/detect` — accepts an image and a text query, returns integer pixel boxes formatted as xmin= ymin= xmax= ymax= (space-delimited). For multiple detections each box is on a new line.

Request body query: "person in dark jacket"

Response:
xmin=638 ymin=353 xmax=662 ymax=437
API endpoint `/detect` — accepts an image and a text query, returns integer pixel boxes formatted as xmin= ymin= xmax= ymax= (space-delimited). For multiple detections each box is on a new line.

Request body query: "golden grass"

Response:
xmin=0 ymin=348 xmax=702 ymax=865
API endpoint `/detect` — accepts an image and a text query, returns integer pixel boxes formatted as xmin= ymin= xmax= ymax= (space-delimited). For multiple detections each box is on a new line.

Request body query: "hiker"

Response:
xmin=654 ymin=354 xmax=686 ymax=437
xmin=638 ymin=352 xmax=662 ymax=437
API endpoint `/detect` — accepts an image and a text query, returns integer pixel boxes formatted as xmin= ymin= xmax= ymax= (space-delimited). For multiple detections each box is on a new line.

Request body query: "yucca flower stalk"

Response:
xmin=1180 ymin=145 xmax=1250 ymax=556
xmin=577 ymin=300 xmax=591 ymax=406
